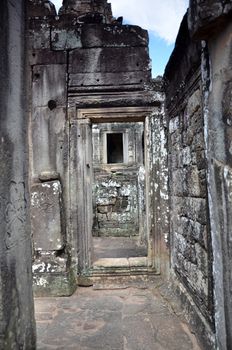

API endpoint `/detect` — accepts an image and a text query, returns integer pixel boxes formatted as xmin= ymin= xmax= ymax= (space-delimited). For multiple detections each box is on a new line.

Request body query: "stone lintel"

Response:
xmin=188 ymin=0 xmax=232 ymax=39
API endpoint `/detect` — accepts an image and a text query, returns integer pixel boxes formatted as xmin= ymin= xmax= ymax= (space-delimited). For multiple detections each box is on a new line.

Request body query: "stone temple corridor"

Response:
xmin=35 ymin=282 xmax=201 ymax=350
xmin=1 ymin=0 xmax=232 ymax=349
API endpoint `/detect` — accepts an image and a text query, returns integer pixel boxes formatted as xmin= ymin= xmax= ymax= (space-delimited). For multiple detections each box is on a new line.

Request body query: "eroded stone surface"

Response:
xmin=31 ymin=180 xmax=64 ymax=251
xmin=35 ymin=286 xmax=202 ymax=350
xmin=188 ymin=0 xmax=232 ymax=39
xmin=0 ymin=0 xmax=36 ymax=348
xmin=93 ymin=237 xmax=147 ymax=260
xmin=164 ymin=11 xmax=214 ymax=350
xmin=164 ymin=2 xmax=232 ymax=349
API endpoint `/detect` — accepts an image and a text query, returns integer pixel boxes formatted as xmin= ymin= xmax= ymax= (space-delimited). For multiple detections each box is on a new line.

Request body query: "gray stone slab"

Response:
xmin=93 ymin=237 xmax=147 ymax=260
xmin=32 ymin=64 xmax=66 ymax=107
xmin=31 ymin=180 xmax=64 ymax=251
xmin=51 ymin=28 xmax=82 ymax=50
xmin=81 ymin=24 xmax=148 ymax=48
xmin=35 ymin=286 xmax=202 ymax=350
xmin=69 ymin=71 xmax=150 ymax=88
xmin=69 ymin=47 xmax=150 ymax=74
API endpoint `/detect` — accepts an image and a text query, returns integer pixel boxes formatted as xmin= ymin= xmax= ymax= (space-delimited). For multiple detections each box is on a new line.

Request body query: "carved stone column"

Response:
xmin=0 ymin=0 xmax=36 ymax=348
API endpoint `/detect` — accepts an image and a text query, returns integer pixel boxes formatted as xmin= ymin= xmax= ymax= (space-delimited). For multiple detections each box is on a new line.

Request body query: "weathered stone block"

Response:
xmin=51 ymin=28 xmax=82 ymax=50
xmin=192 ymin=132 xmax=205 ymax=151
xmin=38 ymin=171 xmax=60 ymax=182
xmin=169 ymin=116 xmax=180 ymax=134
xmin=173 ymin=196 xmax=207 ymax=225
xmin=174 ymin=232 xmax=188 ymax=254
xmin=97 ymin=213 xmax=107 ymax=221
xmin=170 ymin=151 xmax=180 ymax=169
xmin=32 ymin=254 xmax=67 ymax=274
xmin=181 ymin=146 xmax=192 ymax=166
xmin=59 ymin=0 xmax=113 ymax=21
xmin=31 ymin=107 xmax=66 ymax=176
xmin=183 ymin=113 xmax=203 ymax=147
xmin=69 ymin=71 xmax=150 ymax=88
xmin=222 ymin=81 xmax=232 ymax=125
xmin=186 ymin=89 xmax=201 ymax=117
xmin=31 ymin=181 xmax=64 ymax=251
xmin=81 ymin=24 xmax=148 ymax=48
xmin=28 ymin=0 xmax=56 ymax=17
xmin=69 ymin=47 xmax=150 ymax=74
xmin=29 ymin=20 xmax=51 ymax=50
xmin=33 ymin=268 xmax=77 ymax=297
xmin=195 ymin=243 xmax=208 ymax=277
xmin=32 ymin=65 xmax=66 ymax=107
xmin=179 ymin=216 xmax=208 ymax=249
xmin=172 ymin=169 xmax=187 ymax=196
xmin=196 ymin=150 xmax=206 ymax=169
xmin=97 ymin=205 xmax=112 ymax=214
xmin=186 ymin=165 xmax=201 ymax=197
xmin=170 ymin=133 xmax=182 ymax=148
xmin=188 ymin=0 xmax=232 ymax=39
xmin=29 ymin=49 xmax=67 ymax=66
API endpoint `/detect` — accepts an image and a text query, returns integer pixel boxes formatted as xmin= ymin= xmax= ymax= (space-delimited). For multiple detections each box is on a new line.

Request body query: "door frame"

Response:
xmin=69 ymin=106 xmax=163 ymax=276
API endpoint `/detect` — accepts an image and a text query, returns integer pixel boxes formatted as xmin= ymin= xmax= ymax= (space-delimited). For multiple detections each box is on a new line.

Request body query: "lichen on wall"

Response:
xmin=168 ymin=76 xmax=212 ymax=315
xmin=164 ymin=10 xmax=215 ymax=349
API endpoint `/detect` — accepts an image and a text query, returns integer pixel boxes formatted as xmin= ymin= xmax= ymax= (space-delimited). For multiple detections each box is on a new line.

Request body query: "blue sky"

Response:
xmin=52 ymin=0 xmax=189 ymax=77
xmin=149 ymin=35 xmax=175 ymax=77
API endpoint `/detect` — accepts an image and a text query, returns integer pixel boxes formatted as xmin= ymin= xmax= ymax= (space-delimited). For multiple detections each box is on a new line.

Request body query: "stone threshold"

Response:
xmin=90 ymin=256 xmax=158 ymax=276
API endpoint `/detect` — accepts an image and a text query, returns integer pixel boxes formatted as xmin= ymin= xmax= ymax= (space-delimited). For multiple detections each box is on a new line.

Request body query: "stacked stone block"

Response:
xmin=169 ymin=89 xmax=210 ymax=308
xmin=164 ymin=14 xmax=214 ymax=346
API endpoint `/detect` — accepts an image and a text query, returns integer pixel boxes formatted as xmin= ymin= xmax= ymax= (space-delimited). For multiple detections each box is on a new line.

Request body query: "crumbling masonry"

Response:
xmin=0 ymin=0 xmax=232 ymax=349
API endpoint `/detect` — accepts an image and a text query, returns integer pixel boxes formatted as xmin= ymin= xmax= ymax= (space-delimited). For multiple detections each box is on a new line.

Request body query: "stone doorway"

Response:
xmin=28 ymin=0 xmax=169 ymax=297
xmin=69 ymin=106 xmax=159 ymax=277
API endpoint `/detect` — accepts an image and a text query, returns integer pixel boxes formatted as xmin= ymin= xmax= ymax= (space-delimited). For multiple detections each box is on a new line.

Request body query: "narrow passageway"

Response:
xmin=35 ymin=283 xmax=202 ymax=350
xmin=93 ymin=237 xmax=147 ymax=260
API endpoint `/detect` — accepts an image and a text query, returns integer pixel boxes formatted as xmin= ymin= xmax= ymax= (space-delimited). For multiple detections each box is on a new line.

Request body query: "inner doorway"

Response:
xmin=92 ymin=121 xmax=147 ymax=263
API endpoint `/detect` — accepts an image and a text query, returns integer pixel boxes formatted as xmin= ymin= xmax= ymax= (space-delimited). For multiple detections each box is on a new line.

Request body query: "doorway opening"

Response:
xmin=107 ymin=133 xmax=124 ymax=164
xmin=92 ymin=121 xmax=147 ymax=266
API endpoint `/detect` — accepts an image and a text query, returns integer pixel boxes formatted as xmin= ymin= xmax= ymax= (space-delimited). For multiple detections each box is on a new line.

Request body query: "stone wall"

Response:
xmin=169 ymin=83 xmax=211 ymax=309
xmin=0 ymin=0 xmax=36 ymax=348
xmin=27 ymin=0 xmax=160 ymax=290
xmin=164 ymin=14 xmax=214 ymax=349
xmin=188 ymin=2 xmax=232 ymax=349
xmin=165 ymin=2 xmax=232 ymax=349
xmin=93 ymin=173 xmax=141 ymax=236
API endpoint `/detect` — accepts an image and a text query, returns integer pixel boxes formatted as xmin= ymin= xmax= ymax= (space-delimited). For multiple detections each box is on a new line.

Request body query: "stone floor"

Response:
xmin=93 ymin=237 xmax=147 ymax=261
xmin=35 ymin=283 xmax=202 ymax=350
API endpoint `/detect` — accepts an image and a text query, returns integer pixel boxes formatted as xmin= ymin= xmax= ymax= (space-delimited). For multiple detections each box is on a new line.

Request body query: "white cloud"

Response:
xmin=52 ymin=0 xmax=62 ymax=11
xmin=110 ymin=0 xmax=188 ymax=44
xmin=51 ymin=0 xmax=188 ymax=44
